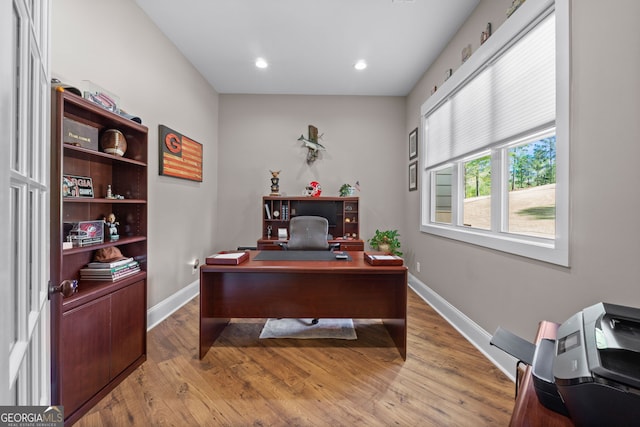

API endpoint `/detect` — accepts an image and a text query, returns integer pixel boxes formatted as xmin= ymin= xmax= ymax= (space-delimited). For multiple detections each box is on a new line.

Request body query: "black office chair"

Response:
xmin=280 ymin=216 xmax=338 ymax=325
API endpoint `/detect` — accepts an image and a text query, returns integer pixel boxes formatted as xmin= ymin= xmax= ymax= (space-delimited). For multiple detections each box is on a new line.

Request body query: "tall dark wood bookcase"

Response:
xmin=49 ymin=88 xmax=148 ymax=425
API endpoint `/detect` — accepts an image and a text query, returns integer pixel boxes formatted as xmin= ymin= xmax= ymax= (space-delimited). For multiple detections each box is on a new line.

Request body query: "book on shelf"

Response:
xmin=80 ymin=266 xmax=141 ymax=281
xmin=82 ymin=259 xmax=139 ymax=272
xmin=86 ymin=257 xmax=134 ymax=269
xmin=80 ymin=265 xmax=139 ymax=276
xmin=80 ymin=260 xmax=140 ymax=279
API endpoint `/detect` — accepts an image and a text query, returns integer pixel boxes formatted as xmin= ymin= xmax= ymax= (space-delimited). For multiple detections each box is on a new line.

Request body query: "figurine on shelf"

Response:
xmin=105 ymin=212 xmax=120 ymax=241
xmin=269 ymin=170 xmax=281 ymax=196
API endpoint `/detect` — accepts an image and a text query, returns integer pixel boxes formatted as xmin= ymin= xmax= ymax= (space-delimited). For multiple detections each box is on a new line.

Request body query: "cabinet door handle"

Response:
xmin=49 ymin=279 xmax=78 ymax=298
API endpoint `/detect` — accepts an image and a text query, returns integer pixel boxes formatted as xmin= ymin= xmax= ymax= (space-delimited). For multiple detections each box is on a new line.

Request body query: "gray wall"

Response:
xmin=52 ymin=0 xmax=220 ymax=307
xmin=405 ymin=0 xmax=640 ymax=341
xmin=216 ymin=95 xmax=405 ymax=250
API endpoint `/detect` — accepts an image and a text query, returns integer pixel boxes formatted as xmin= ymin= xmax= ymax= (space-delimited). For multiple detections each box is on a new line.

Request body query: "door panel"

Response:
xmin=1 ymin=0 xmax=51 ymax=404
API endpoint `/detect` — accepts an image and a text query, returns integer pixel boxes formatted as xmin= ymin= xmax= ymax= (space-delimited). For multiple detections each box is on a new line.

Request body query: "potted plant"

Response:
xmin=339 ymin=183 xmax=355 ymax=197
xmin=368 ymin=229 xmax=402 ymax=256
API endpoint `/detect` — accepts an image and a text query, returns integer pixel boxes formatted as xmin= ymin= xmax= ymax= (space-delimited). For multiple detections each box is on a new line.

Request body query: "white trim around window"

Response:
xmin=419 ymin=0 xmax=569 ymax=266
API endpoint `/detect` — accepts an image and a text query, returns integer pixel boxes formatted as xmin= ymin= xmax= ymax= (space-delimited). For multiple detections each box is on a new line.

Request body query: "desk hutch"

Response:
xmin=257 ymin=196 xmax=364 ymax=250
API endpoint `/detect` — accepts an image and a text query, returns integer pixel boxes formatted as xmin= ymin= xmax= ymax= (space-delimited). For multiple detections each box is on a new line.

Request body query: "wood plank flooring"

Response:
xmin=76 ymin=289 xmax=515 ymax=426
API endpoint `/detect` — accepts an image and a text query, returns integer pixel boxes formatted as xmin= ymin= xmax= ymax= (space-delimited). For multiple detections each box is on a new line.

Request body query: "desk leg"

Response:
xmin=199 ymin=270 xmax=230 ymax=359
xmin=199 ymin=316 xmax=229 ymax=359
xmin=382 ymin=318 xmax=407 ymax=360
xmin=383 ymin=271 xmax=407 ymax=360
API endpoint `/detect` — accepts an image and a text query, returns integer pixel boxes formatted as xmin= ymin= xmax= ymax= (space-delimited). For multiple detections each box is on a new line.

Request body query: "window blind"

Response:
xmin=425 ymin=12 xmax=556 ymax=168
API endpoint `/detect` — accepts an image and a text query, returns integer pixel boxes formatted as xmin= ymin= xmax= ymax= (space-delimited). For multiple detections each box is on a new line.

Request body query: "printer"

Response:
xmin=553 ymin=302 xmax=640 ymax=426
xmin=491 ymin=302 xmax=640 ymax=426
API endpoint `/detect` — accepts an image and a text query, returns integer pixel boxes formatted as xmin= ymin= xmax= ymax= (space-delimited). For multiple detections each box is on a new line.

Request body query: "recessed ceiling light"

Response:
xmin=354 ymin=60 xmax=367 ymax=71
xmin=255 ymin=58 xmax=268 ymax=69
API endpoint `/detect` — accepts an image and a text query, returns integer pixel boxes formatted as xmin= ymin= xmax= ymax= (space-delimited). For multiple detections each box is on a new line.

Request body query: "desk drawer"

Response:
xmin=257 ymin=242 xmax=283 ymax=250
xmin=340 ymin=242 xmax=364 ymax=251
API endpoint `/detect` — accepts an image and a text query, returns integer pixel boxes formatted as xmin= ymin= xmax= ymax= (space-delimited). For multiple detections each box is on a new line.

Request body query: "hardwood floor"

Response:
xmin=76 ymin=289 xmax=515 ymax=426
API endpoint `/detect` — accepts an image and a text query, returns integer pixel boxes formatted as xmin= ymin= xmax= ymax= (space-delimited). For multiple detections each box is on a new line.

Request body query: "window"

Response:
xmin=507 ymin=134 xmax=556 ymax=238
xmin=463 ymin=153 xmax=491 ymax=230
xmin=420 ymin=0 xmax=569 ymax=266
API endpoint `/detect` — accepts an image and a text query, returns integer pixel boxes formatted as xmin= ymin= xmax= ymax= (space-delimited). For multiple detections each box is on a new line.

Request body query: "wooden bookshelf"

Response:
xmin=50 ymin=88 xmax=148 ymax=425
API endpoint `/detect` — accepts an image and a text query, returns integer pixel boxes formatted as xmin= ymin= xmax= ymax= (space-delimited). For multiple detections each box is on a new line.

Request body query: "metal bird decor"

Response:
xmin=298 ymin=125 xmax=325 ymax=164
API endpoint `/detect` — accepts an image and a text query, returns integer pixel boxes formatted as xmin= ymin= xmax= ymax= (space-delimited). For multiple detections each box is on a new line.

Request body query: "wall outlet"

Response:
xmin=416 ymin=262 xmax=421 ymax=273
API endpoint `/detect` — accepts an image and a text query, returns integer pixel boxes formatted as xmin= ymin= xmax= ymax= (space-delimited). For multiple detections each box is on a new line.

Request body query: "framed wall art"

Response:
xmin=409 ymin=161 xmax=418 ymax=192
xmin=409 ymin=127 xmax=418 ymax=160
xmin=159 ymin=125 xmax=203 ymax=182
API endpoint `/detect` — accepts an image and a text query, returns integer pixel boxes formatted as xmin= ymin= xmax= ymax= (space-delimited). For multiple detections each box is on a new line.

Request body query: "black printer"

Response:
xmin=491 ymin=302 xmax=640 ymax=426
xmin=553 ymin=302 xmax=640 ymax=426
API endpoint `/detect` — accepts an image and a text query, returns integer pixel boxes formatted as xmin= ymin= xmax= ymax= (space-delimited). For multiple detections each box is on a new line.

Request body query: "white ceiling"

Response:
xmin=135 ymin=0 xmax=480 ymax=96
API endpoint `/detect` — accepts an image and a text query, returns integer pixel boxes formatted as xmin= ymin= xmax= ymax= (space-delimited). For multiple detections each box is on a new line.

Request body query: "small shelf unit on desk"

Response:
xmin=260 ymin=196 xmax=361 ymax=248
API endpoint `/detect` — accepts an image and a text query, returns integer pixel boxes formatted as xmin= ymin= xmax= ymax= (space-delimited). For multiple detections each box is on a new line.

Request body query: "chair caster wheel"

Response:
xmin=311 ymin=318 xmax=319 ymax=325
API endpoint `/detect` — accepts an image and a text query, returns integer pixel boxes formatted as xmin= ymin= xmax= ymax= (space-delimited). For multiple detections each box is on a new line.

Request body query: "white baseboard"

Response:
xmin=147 ymin=280 xmax=199 ymax=330
xmin=408 ymin=274 xmax=517 ymax=382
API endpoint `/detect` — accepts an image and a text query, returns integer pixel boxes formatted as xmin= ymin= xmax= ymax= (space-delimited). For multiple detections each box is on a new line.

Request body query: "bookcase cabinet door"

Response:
xmin=60 ymin=296 xmax=111 ymax=416
xmin=111 ymin=280 xmax=146 ymax=376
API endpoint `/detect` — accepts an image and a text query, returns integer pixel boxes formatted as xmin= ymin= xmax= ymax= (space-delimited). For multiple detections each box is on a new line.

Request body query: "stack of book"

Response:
xmin=80 ymin=257 xmax=140 ymax=282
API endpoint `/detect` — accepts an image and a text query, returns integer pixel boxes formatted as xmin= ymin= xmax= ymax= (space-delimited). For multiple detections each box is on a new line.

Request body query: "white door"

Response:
xmin=0 ymin=0 xmax=51 ymax=404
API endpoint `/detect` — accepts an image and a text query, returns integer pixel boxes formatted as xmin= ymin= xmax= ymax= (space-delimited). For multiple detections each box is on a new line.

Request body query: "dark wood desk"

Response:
xmin=199 ymin=250 xmax=407 ymax=359
xmin=509 ymin=321 xmax=573 ymax=427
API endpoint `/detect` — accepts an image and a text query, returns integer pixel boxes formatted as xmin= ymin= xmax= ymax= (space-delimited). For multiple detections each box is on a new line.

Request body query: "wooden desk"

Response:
xmin=257 ymin=237 xmax=365 ymax=251
xmin=199 ymin=250 xmax=407 ymax=359
xmin=509 ymin=321 xmax=573 ymax=427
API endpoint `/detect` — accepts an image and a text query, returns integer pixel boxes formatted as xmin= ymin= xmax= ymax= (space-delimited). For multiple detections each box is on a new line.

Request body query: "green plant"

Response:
xmin=368 ymin=229 xmax=402 ymax=256
xmin=339 ymin=183 xmax=354 ymax=197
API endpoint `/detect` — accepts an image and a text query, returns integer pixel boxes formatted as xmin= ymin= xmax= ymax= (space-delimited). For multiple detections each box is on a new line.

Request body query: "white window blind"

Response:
xmin=425 ymin=12 xmax=556 ymax=168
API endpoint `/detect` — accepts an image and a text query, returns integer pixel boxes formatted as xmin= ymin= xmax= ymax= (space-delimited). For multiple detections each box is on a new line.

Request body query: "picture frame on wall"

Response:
xmin=409 ymin=161 xmax=418 ymax=192
xmin=409 ymin=127 xmax=418 ymax=160
xmin=159 ymin=125 xmax=203 ymax=182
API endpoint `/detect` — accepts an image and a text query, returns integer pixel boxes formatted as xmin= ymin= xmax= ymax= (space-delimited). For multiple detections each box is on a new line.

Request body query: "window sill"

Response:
xmin=420 ymin=223 xmax=568 ymax=267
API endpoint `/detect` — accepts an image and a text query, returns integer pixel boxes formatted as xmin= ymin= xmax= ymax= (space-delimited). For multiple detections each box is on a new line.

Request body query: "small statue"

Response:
xmin=270 ymin=170 xmax=281 ymax=196
xmin=105 ymin=212 xmax=119 ymax=241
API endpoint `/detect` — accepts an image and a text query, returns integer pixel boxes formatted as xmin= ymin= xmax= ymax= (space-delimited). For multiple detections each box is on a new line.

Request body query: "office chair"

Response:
xmin=282 ymin=215 xmax=337 ymax=250
xmin=280 ymin=216 xmax=338 ymax=325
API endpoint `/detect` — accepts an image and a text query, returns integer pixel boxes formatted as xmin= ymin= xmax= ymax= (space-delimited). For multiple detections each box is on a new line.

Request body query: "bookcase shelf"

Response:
xmin=50 ymin=88 xmax=148 ymax=425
